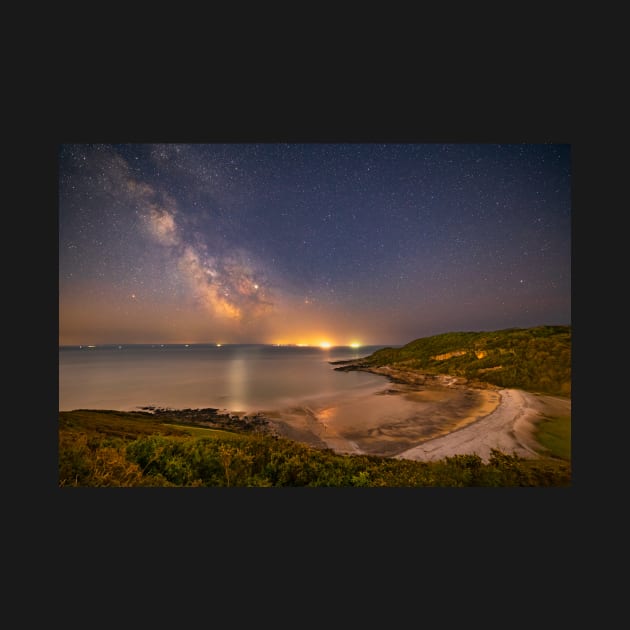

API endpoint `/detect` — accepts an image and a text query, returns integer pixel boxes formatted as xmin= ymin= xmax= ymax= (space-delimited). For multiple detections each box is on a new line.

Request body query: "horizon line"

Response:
xmin=58 ymin=342 xmax=398 ymax=348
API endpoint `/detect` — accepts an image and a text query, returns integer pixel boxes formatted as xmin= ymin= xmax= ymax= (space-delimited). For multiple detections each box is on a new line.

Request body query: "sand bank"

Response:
xmin=395 ymin=389 xmax=570 ymax=462
xmin=260 ymin=368 xmax=512 ymax=458
xmin=256 ymin=363 xmax=572 ymax=460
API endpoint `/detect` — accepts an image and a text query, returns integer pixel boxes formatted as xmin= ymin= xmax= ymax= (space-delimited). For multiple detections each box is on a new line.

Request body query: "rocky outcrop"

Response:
xmin=431 ymin=350 xmax=468 ymax=361
xmin=139 ymin=406 xmax=274 ymax=434
xmin=431 ymin=349 xmax=488 ymax=360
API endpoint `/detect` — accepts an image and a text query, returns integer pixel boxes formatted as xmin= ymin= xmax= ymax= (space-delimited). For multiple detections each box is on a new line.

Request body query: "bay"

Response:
xmin=58 ymin=344 xmax=390 ymax=413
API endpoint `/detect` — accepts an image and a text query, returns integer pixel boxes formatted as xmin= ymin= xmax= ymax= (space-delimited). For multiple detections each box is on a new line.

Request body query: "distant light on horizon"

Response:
xmin=319 ymin=341 xmax=331 ymax=349
xmin=350 ymin=342 xmax=361 ymax=348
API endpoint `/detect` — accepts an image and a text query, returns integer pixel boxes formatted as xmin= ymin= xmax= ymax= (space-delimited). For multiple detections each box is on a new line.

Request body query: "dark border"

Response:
xmin=46 ymin=96 xmax=586 ymax=558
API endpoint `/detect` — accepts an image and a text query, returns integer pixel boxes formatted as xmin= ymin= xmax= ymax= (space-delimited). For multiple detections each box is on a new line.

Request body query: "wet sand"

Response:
xmin=253 ymin=365 xmax=571 ymax=461
xmin=260 ymin=370 xmax=505 ymax=458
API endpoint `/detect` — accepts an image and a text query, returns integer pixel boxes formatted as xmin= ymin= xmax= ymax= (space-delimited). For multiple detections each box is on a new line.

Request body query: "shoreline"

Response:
xmin=261 ymin=364 xmax=570 ymax=461
xmin=260 ymin=364 xmax=507 ymax=458
xmin=60 ymin=362 xmax=570 ymax=462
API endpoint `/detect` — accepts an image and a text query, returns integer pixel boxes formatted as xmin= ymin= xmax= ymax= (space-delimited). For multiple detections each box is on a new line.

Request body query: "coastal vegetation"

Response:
xmin=350 ymin=325 xmax=571 ymax=396
xmin=59 ymin=409 xmax=570 ymax=487
xmin=534 ymin=413 xmax=571 ymax=461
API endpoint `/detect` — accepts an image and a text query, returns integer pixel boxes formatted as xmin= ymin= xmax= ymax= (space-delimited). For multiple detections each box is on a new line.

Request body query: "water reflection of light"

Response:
xmin=229 ymin=357 xmax=247 ymax=408
xmin=318 ymin=407 xmax=334 ymax=421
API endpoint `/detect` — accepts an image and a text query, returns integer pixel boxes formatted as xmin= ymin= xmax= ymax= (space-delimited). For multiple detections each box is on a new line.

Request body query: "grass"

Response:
xmin=534 ymin=414 xmax=571 ymax=461
xmin=163 ymin=423 xmax=241 ymax=440
xmin=59 ymin=410 xmax=244 ymax=441
xmin=59 ymin=409 xmax=191 ymax=439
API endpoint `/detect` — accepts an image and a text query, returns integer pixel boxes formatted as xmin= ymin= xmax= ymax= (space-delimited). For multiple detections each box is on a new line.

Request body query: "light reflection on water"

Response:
xmin=228 ymin=357 xmax=247 ymax=409
xmin=58 ymin=344 xmax=390 ymax=412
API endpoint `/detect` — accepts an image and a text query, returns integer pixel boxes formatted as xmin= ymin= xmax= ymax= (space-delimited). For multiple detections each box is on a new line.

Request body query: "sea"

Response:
xmin=58 ymin=344 xmax=391 ymax=413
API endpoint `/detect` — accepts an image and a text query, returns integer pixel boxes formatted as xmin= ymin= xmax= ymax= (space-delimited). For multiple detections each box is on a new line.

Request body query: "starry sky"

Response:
xmin=58 ymin=143 xmax=571 ymax=346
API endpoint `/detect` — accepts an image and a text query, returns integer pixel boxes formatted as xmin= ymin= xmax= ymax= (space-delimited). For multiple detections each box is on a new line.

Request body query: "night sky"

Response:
xmin=58 ymin=143 xmax=571 ymax=346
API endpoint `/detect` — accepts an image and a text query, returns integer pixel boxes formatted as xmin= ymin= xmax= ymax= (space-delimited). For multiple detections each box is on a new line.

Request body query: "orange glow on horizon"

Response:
xmin=266 ymin=335 xmax=367 ymax=348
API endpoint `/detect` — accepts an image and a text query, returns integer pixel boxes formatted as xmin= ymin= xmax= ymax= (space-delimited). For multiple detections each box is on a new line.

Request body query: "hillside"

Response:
xmin=58 ymin=409 xmax=570 ymax=487
xmin=342 ymin=325 xmax=571 ymax=395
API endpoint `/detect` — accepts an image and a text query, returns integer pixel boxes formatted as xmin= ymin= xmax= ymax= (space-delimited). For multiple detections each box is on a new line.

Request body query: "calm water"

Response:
xmin=59 ymin=344 xmax=390 ymax=412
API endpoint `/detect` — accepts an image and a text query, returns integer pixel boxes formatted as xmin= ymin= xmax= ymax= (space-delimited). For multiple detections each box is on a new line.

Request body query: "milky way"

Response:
xmin=129 ymin=177 xmax=273 ymax=321
xmin=59 ymin=143 xmax=571 ymax=345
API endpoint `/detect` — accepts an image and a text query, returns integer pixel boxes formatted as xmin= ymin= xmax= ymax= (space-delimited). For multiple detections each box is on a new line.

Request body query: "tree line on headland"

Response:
xmin=346 ymin=325 xmax=571 ymax=396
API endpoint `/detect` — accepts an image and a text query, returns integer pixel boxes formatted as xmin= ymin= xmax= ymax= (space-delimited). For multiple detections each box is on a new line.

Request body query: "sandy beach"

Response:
xmin=261 ymin=367 xmax=570 ymax=461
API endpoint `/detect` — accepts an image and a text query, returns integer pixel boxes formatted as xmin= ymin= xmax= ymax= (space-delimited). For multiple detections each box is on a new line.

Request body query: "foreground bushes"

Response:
xmin=59 ymin=431 xmax=571 ymax=487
